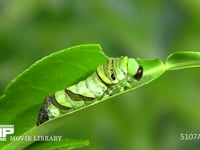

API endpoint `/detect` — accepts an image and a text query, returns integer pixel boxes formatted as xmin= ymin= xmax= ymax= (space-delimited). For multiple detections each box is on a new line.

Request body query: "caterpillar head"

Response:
xmin=127 ymin=58 xmax=143 ymax=81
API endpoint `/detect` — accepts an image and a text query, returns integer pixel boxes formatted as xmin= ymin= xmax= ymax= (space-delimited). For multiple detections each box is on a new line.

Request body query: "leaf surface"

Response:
xmin=1 ymin=46 xmax=200 ymax=149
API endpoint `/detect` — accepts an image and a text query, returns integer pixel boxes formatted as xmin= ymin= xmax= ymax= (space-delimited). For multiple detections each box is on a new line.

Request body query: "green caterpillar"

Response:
xmin=37 ymin=56 xmax=143 ymax=125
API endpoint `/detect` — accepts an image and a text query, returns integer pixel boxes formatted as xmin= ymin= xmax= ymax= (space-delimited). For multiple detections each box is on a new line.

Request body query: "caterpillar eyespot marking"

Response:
xmin=37 ymin=56 xmax=143 ymax=126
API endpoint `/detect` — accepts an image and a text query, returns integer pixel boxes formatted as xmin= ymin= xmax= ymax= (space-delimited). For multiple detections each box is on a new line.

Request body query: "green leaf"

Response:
xmin=165 ymin=51 xmax=200 ymax=70
xmin=26 ymin=139 xmax=89 ymax=150
xmin=4 ymin=138 xmax=89 ymax=150
xmin=1 ymin=44 xmax=200 ymax=150
xmin=0 ymin=44 xmax=108 ymax=149
xmin=2 ymin=59 xmax=166 ymax=150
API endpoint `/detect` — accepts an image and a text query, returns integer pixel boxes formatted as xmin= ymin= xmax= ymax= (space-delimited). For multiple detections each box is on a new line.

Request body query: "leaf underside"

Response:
xmin=26 ymin=139 xmax=89 ymax=150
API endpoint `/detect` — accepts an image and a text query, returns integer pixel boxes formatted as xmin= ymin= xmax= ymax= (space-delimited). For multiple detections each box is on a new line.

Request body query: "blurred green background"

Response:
xmin=1 ymin=0 xmax=200 ymax=150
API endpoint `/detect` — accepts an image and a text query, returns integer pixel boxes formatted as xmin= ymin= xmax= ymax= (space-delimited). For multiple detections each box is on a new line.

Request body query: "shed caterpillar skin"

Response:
xmin=37 ymin=56 xmax=143 ymax=126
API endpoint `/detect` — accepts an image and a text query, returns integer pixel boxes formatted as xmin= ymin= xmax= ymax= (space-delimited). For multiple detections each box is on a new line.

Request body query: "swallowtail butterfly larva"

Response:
xmin=37 ymin=56 xmax=143 ymax=125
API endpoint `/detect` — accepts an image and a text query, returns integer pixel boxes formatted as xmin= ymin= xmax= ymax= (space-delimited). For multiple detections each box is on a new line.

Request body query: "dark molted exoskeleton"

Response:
xmin=37 ymin=96 xmax=52 ymax=126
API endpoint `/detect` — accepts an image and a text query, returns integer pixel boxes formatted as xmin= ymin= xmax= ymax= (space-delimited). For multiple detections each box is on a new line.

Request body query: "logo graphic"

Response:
xmin=0 ymin=125 xmax=14 ymax=141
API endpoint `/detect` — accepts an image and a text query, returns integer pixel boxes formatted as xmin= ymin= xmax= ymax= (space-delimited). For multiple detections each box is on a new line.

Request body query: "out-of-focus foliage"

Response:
xmin=1 ymin=0 xmax=200 ymax=150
